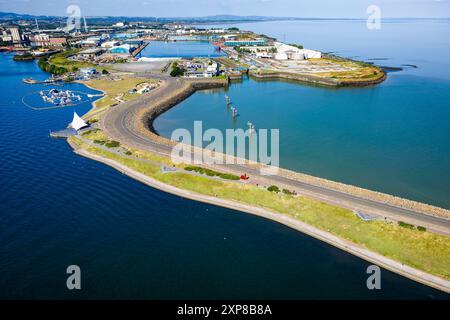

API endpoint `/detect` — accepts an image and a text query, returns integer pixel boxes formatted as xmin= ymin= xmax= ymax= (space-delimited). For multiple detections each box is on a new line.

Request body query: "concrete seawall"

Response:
xmin=143 ymin=78 xmax=228 ymax=136
xmin=249 ymin=70 xmax=339 ymax=87
xmin=132 ymin=41 xmax=150 ymax=57
xmin=249 ymin=70 xmax=387 ymax=87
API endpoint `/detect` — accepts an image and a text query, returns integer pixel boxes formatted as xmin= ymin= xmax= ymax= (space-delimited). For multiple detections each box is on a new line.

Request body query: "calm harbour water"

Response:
xmin=0 ymin=20 xmax=449 ymax=300
xmin=139 ymin=40 xmax=225 ymax=58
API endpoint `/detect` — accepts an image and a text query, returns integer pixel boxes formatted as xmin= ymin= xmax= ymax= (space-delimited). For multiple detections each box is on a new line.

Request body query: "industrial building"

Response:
xmin=273 ymin=42 xmax=321 ymax=60
xmin=224 ymin=39 xmax=267 ymax=47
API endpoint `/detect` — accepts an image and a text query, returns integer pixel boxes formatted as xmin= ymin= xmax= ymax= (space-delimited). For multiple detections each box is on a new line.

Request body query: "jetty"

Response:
xmin=50 ymin=128 xmax=78 ymax=138
xmin=132 ymin=41 xmax=150 ymax=57
xmin=23 ymin=77 xmax=62 ymax=85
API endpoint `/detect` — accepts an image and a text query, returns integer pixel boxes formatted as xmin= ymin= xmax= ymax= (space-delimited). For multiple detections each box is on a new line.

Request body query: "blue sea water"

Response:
xmin=0 ymin=21 xmax=449 ymax=299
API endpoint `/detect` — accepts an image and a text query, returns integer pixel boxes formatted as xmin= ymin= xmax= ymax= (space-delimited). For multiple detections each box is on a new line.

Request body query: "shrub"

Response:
xmin=417 ymin=226 xmax=427 ymax=232
xmin=37 ymin=58 xmax=68 ymax=75
xmin=268 ymin=185 xmax=280 ymax=193
xmin=81 ymin=129 xmax=98 ymax=136
xmin=282 ymin=189 xmax=294 ymax=195
xmin=105 ymin=140 xmax=120 ymax=148
xmin=93 ymin=140 xmax=106 ymax=145
xmin=398 ymin=221 xmax=415 ymax=230
xmin=124 ymin=150 xmax=132 ymax=156
xmin=183 ymin=166 xmax=239 ymax=180
xmin=102 ymin=69 xmax=109 ymax=75
xmin=170 ymin=63 xmax=185 ymax=77
xmin=219 ymin=173 xmax=240 ymax=181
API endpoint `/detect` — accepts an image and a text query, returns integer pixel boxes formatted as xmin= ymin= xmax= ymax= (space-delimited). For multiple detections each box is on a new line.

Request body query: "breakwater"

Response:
xmin=109 ymin=76 xmax=447 ymax=220
xmin=249 ymin=69 xmax=386 ymax=87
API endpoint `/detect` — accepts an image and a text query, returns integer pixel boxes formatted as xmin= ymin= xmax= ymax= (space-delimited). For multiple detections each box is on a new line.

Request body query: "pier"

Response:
xmin=22 ymin=78 xmax=62 ymax=85
xmin=50 ymin=128 xmax=77 ymax=138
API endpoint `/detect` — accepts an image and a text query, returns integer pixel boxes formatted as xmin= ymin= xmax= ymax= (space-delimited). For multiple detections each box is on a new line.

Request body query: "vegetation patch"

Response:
xmin=49 ymin=49 xmax=94 ymax=71
xmin=105 ymin=140 xmax=120 ymax=148
xmin=93 ymin=140 xmax=106 ymax=145
xmin=398 ymin=221 xmax=415 ymax=230
xmin=185 ymin=166 xmax=240 ymax=180
xmin=268 ymin=185 xmax=280 ymax=193
xmin=38 ymin=58 xmax=68 ymax=75
xmin=84 ymin=76 xmax=157 ymax=112
xmin=282 ymin=188 xmax=295 ymax=195
xmin=309 ymin=57 xmax=384 ymax=82
xmin=81 ymin=129 xmax=108 ymax=141
xmin=170 ymin=62 xmax=185 ymax=77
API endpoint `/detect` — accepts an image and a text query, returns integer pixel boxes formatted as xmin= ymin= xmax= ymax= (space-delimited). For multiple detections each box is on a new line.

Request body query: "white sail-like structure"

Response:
xmin=70 ymin=112 xmax=88 ymax=131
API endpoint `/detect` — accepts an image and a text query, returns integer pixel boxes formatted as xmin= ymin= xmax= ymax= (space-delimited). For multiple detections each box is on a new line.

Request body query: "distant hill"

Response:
xmin=0 ymin=11 xmax=300 ymax=24
xmin=0 ymin=12 xmax=54 ymax=20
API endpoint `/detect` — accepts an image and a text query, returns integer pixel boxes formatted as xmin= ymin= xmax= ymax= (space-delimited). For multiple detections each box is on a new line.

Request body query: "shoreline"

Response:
xmin=69 ymin=72 xmax=450 ymax=293
xmin=68 ymin=139 xmax=450 ymax=294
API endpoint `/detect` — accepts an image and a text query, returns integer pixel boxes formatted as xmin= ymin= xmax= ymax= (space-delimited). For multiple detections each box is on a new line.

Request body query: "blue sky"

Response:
xmin=0 ymin=0 xmax=449 ymax=18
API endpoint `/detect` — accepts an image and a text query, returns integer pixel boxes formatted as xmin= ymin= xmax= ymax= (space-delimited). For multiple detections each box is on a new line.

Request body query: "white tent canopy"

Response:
xmin=70 ymin=112 xmax=89 ymax=131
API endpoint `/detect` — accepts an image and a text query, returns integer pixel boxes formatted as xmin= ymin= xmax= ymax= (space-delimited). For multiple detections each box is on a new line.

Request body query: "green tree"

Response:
xmin=170 ymin=65 xmax=185 ymax=77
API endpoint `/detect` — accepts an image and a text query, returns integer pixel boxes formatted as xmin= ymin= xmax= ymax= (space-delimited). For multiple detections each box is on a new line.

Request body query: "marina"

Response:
xmin=21 ymin=88 xmax=103 ymax=110
xmin=40 ymin=89 xmax=82 ymax=106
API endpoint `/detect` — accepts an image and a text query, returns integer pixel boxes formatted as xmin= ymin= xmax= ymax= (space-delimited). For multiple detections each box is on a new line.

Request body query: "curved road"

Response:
xmin=101 ymin=74 xmax=450 ymax=236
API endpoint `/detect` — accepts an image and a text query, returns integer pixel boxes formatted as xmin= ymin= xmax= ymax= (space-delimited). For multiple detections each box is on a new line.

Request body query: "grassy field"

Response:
xmin=309 ymin=58 xmax=384 ymax=82
xmin=83 ymin=77 xmax=158 ymax=119
xmin=81 ymin=129 xmax=109 ymax=141
xmin=70 ymin=136 xmax=450 ymax=281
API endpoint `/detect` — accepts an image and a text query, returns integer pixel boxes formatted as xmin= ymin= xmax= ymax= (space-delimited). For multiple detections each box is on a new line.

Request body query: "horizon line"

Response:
xmin=1 ymin=11 xmax=450 ymax=20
